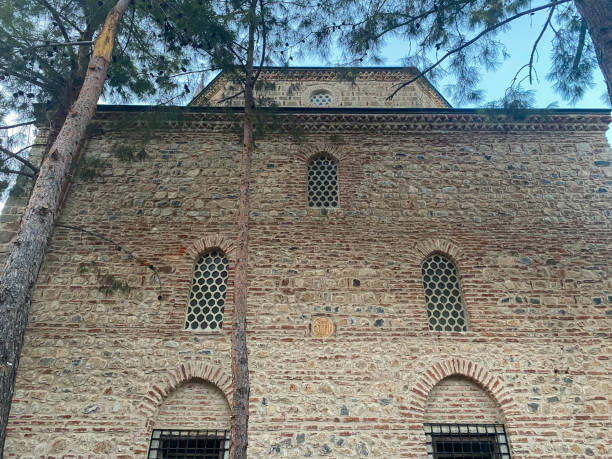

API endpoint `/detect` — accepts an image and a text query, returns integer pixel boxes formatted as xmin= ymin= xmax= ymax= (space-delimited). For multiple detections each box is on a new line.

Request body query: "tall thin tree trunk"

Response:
xmin=575 ymin=0 xmax=612 ymax=104
xmin=229 ymin=4 xmax=256 ymax=457
xmin=0 ymin=0 xmax=130 ymax=452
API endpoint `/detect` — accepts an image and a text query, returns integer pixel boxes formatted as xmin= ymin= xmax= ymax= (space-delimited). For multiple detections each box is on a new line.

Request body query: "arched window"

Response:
xmin=310 ymin=90 xmax=332 ymax=106
xmin=422 ymin=254 xmax=468 ymax=332
xmin=307 ymin=155 xmax=338 ymax=208
xmin=185 ymin=250 xmax=228 ymax=330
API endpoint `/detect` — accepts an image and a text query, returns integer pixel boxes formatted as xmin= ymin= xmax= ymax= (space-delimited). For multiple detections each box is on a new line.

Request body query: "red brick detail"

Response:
xmin=184 ymin=236 xmax=236 ymax=262
xmin=410 ymin=359 xmax=520 ymax=424
xmin=296 ymin=141 xmax=348 ymax=164
xmin=413 ymin=238 xmax=465 ymax=267
xmin=137 ymin=362 xmax=233 ymax=420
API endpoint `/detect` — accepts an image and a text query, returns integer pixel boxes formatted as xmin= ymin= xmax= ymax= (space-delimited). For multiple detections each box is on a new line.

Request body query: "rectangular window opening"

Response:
xmin=148 ymin=429 xmax=229 ymax=459
xmin=424 ymin=423 xmax=511 ymax=459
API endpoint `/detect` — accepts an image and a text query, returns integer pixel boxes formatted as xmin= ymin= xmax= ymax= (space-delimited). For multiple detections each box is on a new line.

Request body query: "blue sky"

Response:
xmin=358 ymin=10 xmax=609 ymax=110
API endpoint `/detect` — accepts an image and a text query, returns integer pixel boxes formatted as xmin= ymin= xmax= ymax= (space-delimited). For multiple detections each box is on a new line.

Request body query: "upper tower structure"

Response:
xmin=191 ymin=67 xmax=450 ymax=108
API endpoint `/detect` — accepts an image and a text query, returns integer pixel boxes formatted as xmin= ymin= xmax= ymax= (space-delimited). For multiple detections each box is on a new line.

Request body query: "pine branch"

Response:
xmin=529 ymin=5 xmax=555 ymax=84
xmin=217 ymin=89 xmax=245 ymax=104
xmin=572 ymin=19 xmax=587 ymax=71
xmin=253 ymin=0 xmax=267 ymax=84
xmin=387 ymin=0 xmax=572 ymax=100
xmin=56 ymin=224 xmax=163 ymax=298
xmin=0 ymin=168 xmax=36 ymax=179
xmin=33 ymin=0 xmax=72 ymax=42
xmin=0 ymin=144 xmax=42 ymax=173
xmin=0 ymin=121 xmax=36 ymax=130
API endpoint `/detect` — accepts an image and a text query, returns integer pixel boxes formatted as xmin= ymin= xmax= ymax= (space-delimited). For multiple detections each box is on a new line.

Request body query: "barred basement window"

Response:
xmin=310 ymin=90 xmax=332 ymax=106
xmin=308 ymin=155 xmax=338 ymax=208
xmin=148 ymin=429 xmax=229 ymax=459
xmin=185 ymin=250 xmax=228 ymax=330
xmin=422 ymin=254 xmax=468 ymax=332
xmin=424 ymin=424 xmax=511 ymax=459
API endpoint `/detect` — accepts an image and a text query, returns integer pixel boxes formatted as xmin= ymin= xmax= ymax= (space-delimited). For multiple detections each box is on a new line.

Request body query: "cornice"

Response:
xmin=92 ymin=110 xmax=611 ymax=133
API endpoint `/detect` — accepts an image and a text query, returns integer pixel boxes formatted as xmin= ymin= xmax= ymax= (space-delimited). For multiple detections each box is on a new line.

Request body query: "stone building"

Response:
xmin=2 ymin=67 xmax=611 ymax=458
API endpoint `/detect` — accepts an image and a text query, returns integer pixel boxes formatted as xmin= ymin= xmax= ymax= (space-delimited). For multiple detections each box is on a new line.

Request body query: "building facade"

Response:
xmin=2 ymin=68 xmax=611 ymax=457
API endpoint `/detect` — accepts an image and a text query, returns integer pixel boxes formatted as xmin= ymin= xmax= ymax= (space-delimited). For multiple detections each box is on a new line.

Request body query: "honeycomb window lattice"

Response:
xmin=307 ymin=155 xmax=338 ymax=208
xmin=310 ymin=91 xmax=332 ymax=106
xmin=422 ymin=254 xmax=468 ymax=332
xmin=185 ymin=250 xmax=228 ymax=330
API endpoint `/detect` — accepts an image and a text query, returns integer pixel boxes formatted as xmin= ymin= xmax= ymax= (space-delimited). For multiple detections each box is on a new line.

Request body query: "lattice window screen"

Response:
xmin=422 ymin=254 xmax=468 ymax=332
xmin=308 ymin=155 xmax=338 ymax=208
xmin=185 ymin=250 xmax=228 ymax=330
xmin=310 ymin=91 xmax=332 ymax=106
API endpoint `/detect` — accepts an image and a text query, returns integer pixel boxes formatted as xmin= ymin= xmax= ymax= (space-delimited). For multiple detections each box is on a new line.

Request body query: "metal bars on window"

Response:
xmin=307 ymin=155 xmax=338 ymax=208
xmin=424 ymin=424 xmax=511 ymax=459
xmin=422 ymin=254 xmax=468 ymax=332
xmin=185 ymin=250 xmax=228 ymax=331
xmin=148 ymin=429 xmax=229 ymax=459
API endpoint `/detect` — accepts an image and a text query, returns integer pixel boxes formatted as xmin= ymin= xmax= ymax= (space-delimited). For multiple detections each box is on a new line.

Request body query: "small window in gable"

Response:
xmin=422 ymin=254 xmax=468 ymax=332
xmin=310 ymin=90 xmax=332 ymax=106
xmin=307 ymin=155 xmax=338 ymax=208
xmin=185 ymin=250 xmax=228 ymax=331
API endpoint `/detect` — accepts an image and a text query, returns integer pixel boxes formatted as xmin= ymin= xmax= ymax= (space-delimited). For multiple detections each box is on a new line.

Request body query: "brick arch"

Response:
xmin=296 ymin=140 xmax=348 ymax=164
xmin=184 ymin=236 xmax=235 ymax=263
xmin=413 ymin=238 xmax=465 ymax=267
xmin=138 ymin=362 xmax=233 ymax=424
xmin=409 ymin=359 xmax=519 ymax=425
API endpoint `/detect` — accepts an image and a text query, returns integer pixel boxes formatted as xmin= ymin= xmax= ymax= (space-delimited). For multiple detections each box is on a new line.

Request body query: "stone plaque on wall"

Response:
xmin=311 ymin=317 xmax=334 ymax=338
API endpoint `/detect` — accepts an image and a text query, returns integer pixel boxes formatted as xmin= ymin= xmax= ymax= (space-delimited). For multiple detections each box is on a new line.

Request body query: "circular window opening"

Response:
xmin=310 ymin=90 xmax=332 ymax=106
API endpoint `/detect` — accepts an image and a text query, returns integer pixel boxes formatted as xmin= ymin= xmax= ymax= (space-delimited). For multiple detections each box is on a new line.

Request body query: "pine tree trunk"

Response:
xmin=229 ymin=5 xmax=256 ymax=457
xmin=0 ymin=0 xmax=131 ymax=452
xmin=575 ymin=0 xmax=612 ymax=104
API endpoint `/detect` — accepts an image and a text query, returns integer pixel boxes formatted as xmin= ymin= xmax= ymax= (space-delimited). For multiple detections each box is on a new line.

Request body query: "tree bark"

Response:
xmin=0 ymin=0 xmax=131 ymax=453
xmin=229 ymin=4 xmax=256 ymax=457
xmin=575 ymin=0 xmax=612 ymax=104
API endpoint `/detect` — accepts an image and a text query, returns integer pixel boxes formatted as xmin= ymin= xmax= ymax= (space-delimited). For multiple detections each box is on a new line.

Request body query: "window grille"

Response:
xmin=185 ymin=250 xmax=228 ymax=330
xmin=307 ymin=155 xmax=338 ymax=208
xmin=422 ymin=254 xmax=468 ymax=332
xmin=310 ymin=91 xmax=332 ymax=106
xmin=148 ymin=429 xmax=229 ymax=459
xmin=424 ymin=424 xmax=511 ymax=459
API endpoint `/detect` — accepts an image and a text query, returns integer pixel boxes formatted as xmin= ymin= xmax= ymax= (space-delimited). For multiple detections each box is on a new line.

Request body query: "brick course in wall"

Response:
xmin=2 ymin=97 xmax=611 ymax=457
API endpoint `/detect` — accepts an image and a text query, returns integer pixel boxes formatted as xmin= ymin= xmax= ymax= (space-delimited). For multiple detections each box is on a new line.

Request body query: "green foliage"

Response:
xmin=98 ymin=274 xmax=131 ymax=296
xmin=329 ymin=0 xmax=604 ymax=106
xmin=0 ymin=0 xmax=208 ymax=134
xmin=114 ymin=145 xmax=148 ymax=162
xmin=75 ymin=156 xmax=108 ymax=181
xmin=7 ymin=178 xmax=28 ymax=199
xmin=547 ymin=13 xmax=596 ymax=103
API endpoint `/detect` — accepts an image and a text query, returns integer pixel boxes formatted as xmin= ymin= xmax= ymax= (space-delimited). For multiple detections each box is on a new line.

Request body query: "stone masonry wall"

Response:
xmin=193 ymin=69 xmax=449 ymax=108
xmin=3 ymin=110 xmax=611 ymax=458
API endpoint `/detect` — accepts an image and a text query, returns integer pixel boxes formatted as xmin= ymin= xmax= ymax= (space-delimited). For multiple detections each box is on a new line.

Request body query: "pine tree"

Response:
xmin=0 ymin=0 xmax=224 ymax=449
xmin=147 ymin=1 xmax=338 ymax=455
xmin=0 ymin=0 xmax=198 ymax=198
xmin=328 ymin=0 xmax=611 ymax=105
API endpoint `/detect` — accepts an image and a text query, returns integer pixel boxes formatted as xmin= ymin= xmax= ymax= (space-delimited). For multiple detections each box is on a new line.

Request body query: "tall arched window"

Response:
xmin=422 ymin=254 xmax=468 ymax=332
xmin=185 ymin=250 xmax=228 ymax=330
xmin=307 ymin=154 xmax=338 ymax=208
